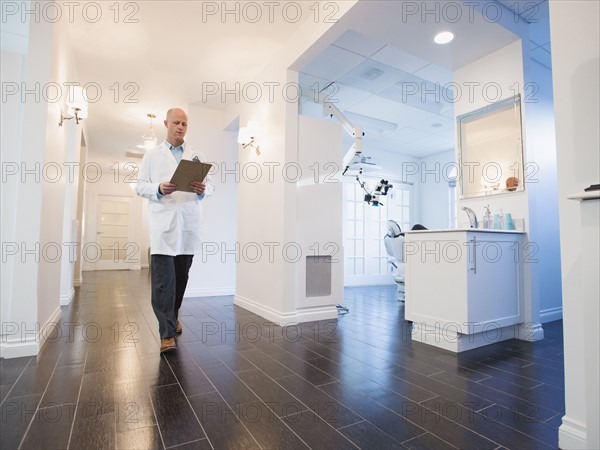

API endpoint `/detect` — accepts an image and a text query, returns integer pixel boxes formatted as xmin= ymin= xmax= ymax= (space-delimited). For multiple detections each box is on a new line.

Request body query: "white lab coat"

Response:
xmin=136 ymin=141 xmax=214 ymax=256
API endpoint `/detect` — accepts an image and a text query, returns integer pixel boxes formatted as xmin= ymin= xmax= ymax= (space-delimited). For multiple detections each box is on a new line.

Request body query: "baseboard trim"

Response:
xmin=540 ymin=306 xmax=563 ymax=323
xmin=60 ymin=288 xmax=75 ymax=306
xmin=233 ymin=295 xmax=338 ymax=326
xmin=40 ymin=306 xmax=62 ymax=351
xmin=295 ymin=305 xmax=339 ymax=323
xmin=0 ymin=307 xmax=62 ymax=359
xmin=234 ymin=295 xmax=298 ymax=326
xmin=0 ymin=337 xmax=39 ymax=359
xmin=559 ymin=416 xmax=588 ymax=449
xmin=516 ymin=322 xmax=544 ymax=341
xmin=410 ymin=322 xmax=520 ymax=353
xmin=185 ymin=287 xmax=235 ymax=298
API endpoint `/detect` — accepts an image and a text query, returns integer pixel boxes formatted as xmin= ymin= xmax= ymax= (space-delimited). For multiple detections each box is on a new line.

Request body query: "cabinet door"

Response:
xmin=405 ymin=234 xmax=469 ymax=324
xmin=467 ymin=237 xmax=521 ymax=329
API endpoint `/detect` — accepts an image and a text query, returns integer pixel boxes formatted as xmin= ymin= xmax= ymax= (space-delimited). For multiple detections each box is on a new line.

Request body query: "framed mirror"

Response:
xmin=457 ymin=95 xmax=524 ymax=199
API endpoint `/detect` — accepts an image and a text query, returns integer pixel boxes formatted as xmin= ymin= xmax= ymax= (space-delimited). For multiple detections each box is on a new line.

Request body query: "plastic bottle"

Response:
xmin=499 ymin=209 xmax=505 ymax=230
xmin=505 ymin=213 xmax=515 ymax=230
xmin=483 ymin=205 xmax=492 ymax=229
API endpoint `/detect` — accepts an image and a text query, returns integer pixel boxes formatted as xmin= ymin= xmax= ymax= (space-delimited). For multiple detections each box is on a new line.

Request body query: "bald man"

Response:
xmin=136 ymin=108 xmax=213 ymax=353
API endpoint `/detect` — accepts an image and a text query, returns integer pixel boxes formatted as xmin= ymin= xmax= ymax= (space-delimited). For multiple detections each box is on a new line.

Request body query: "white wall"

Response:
xmin=1 ymin=15 xmax=83 ymax=357
xmin=184 ymin=105 xmax=238 ymax=297
xmin=550 ymin=2 xmax=600 ymax=448
xmin=417 ymin=150 xmax=455 ymax=229
xmin=522 ymin=58 xmax=562 ymax=323
xmin=0 ymin=50 xmax=25 ymax=344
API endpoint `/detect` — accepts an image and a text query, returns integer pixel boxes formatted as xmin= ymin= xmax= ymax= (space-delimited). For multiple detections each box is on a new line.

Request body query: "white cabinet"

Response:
xmin=405 ymin=229 xmax=525 ymax=352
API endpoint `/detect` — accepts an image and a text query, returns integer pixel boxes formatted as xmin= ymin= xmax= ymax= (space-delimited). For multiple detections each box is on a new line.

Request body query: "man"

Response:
xmin=136 ymin=108 xmax=213 ymax=352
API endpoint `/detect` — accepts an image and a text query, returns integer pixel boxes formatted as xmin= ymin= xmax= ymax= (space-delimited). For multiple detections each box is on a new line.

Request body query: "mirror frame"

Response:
xmin=457 ymin=95 xmax=525 ymax=199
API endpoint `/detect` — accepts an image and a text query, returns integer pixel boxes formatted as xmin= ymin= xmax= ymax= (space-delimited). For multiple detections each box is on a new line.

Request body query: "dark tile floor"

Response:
xmin=0 ymin=270 xmax=564 ymax=449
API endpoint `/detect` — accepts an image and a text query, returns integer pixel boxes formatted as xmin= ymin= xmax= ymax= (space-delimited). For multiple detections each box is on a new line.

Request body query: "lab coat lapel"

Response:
xmin=181 ymin=144 xmax=195 ymax=161
xmin=158 ymin=141 xmax=177 ymax=164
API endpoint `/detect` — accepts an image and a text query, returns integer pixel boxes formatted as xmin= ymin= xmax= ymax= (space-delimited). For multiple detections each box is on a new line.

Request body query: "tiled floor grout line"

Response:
xmin=66 ymin=346 xmax=89 ymax=450
xmin=17 ymin=355 xmax=61 ymax=450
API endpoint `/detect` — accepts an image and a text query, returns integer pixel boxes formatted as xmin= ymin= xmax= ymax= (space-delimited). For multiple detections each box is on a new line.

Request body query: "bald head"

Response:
xmin=164 ymin=108 xmax=188 ymax=147
xmin=166 ymin=108 xmax=188 ymax=122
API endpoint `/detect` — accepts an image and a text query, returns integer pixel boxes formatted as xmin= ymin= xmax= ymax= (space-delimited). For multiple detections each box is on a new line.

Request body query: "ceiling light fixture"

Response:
xmin=137 ymin=113 xmax=157 ymax=150
xmin=434 ymin=31 xmax=455 ymax=45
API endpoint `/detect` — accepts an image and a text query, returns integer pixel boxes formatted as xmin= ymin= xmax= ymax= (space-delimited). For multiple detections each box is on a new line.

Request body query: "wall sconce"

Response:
xmin=238 ymin=120 xmax=261 ymax=155
xmin=59 ymin=85 xmax=88 ymax=126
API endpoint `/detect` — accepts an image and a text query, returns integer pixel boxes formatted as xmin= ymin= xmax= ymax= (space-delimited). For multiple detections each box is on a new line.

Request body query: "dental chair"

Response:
xmin=384 ymin=220 xmax=405 ymax=301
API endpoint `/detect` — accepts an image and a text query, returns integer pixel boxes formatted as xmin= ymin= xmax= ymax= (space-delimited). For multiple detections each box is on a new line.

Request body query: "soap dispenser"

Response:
xmin=499 ymin=209 xmax=505 ymax=230
xmin=483 ymin=205 xmax=492 ymax=229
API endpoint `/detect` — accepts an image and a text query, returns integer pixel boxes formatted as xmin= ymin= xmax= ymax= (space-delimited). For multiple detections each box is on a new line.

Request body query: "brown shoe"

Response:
xmin=160 ymin=337 xmax=177 ymax=353
xmin=176 ymin=320 xmax=182 ymax=334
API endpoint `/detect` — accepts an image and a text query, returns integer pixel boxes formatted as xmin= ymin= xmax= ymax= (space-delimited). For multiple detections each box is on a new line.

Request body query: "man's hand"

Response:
xmin=190 ymin=181 xmax=206 ymax=195
xmin=159 ymin=182 xmax=178 ymax=195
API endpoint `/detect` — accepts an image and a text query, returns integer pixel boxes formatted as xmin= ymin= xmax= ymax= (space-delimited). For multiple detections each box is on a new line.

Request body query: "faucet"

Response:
xmin=462 ymin=206 xmax=478 ymax=228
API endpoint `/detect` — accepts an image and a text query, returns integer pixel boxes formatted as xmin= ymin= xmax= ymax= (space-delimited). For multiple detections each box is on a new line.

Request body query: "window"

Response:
xmin=343 ymin=177 xmax=411 ymax=285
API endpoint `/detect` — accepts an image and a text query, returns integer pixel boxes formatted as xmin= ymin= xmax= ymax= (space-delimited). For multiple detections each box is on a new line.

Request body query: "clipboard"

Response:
xmin=170 ymin=159 xmax=212 ymax=193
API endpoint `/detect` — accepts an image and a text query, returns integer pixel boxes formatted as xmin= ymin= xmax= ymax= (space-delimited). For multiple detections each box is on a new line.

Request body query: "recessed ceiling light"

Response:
xmin=434 ymin=31 xmax=454 ymax=45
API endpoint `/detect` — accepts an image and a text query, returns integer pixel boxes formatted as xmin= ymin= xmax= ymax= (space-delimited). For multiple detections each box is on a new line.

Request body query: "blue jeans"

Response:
xmin=151 ymin=254 xmax=194 ymax=339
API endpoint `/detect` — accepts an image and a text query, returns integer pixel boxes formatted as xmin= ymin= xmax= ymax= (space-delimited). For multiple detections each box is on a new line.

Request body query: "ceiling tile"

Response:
xmin=327 ymin=84 xmax=373 ymax=110
xmin=412 ymin=116 xmax=455 ymax=135
xmin=383 ymin=127 xmax=431 ymax=144
xmin=371 ymin=45 xmax=430 ymax=74
xmin=348 ymin=95 xmax=436 ymax=127
xmin=298 ymin=72 xmax=334 ymax=98
xmin=301 ymin=46 xmax=366 ymax=81
xmin=411 ymin=133 xmax=454 ymax=148
xmin=412 ymin=63 xmax=453 ymax=86
xmin=332 ymin=29 xmax=387 ymax=57
xmin=378 ymin=75 xmax=454 ymax=115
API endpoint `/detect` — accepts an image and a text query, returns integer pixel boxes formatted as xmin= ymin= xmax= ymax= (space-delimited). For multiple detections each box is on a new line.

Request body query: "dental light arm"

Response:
xmin=315 ymin=92 xmax=365 ymax=174
xmin=313 ymin=91 xmax=391 ymax=206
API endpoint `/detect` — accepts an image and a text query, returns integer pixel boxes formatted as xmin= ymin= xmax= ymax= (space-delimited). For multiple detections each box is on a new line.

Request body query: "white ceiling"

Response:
xmin=63 ymin=0 xmax=550 ymax=162
xmin=297 ymin=0 xmax=551 ymax=158
xmin=66 ymin=1 xmax=312 ymax=162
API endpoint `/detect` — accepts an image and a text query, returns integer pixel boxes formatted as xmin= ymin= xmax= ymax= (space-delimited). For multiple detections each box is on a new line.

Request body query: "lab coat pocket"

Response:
xmin=148 ymin=201 xmax=175 ymax=232
xmin=181 ymin=201 xmax=202 ymax=232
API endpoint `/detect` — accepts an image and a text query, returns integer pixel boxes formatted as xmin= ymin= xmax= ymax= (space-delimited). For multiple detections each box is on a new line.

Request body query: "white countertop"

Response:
xmin=404 ymin=228 xmax=526 ymax=234
xmin=567 ymin=191 xmax=600 ymax=201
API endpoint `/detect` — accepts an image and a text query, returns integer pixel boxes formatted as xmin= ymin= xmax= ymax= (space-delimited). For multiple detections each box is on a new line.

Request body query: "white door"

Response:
xmin=94 ymin=195 xmax=137 ymax=270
